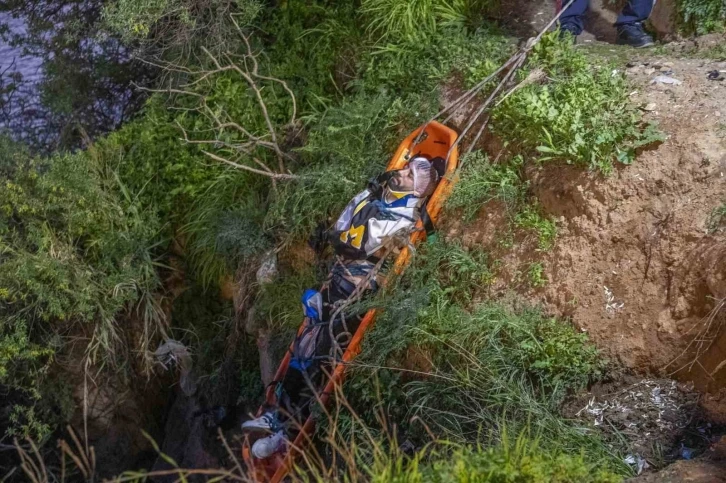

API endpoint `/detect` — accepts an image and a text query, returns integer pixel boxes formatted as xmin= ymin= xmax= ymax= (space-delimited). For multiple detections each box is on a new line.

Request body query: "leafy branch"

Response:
xmin=138 ymin=18 xmax=299 ymax=181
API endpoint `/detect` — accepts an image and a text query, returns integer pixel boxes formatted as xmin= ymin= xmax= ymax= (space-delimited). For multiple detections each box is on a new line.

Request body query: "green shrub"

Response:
xmin=677 ymin=0 xmax=726 ymax=34
xmin=103 ymin=0 xmax=264 ymax=53
xmin=0 ymin=145 xmax=163 ymax=438
xmin=447 ymin=151 xmax=526 ymax=220
xmin=361 ymin=0 xmax=498 ymax=45
xmin=351 ymin=236 xmax=612 ymax=468
xmin=362 ymin=24 xmax=513 ymax=95
xmin=409 ymin=303 xmax=603 ymax=402
xmin=492 ymin=33 xmax=662 ymax=173
xmin=182 ymin=174 xmax=270 ymax=287
xmin=96 ymin=97 xmax=224 ymax=224
xmin=380 ymin=435 xmax=622 ymax=482
xmin=365 ymin=239 xmax=603 ymax=400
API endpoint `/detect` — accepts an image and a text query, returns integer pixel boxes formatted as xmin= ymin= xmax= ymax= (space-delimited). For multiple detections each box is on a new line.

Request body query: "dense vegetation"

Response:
xmin=3 ymin=0 xmax=718 ymax=480
xmin=677 ymin=0 xmax=726 ymax=34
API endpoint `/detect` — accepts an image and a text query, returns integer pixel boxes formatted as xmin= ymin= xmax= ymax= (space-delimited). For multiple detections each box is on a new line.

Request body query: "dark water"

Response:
xmin=0 ymin=12 xmax=47 ymax=144
xmin=0 ymin=13 xmax=43 ymax=84
xmin=0 ymin=11 xmax=146 ymax=150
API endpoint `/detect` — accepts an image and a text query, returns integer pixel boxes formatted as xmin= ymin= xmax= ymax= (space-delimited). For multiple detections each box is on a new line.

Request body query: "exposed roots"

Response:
xmin=664 ymin=297 xmax=726 ymax=377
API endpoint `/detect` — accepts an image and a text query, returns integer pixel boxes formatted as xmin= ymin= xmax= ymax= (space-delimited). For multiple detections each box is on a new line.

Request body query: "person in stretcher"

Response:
xmin=241 ymin=156 xmax=441 ymax=459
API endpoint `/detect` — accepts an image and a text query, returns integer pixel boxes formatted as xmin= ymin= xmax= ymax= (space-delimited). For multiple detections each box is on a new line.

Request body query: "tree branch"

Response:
xmin=202 ymin=150 xmax=298 ymax=180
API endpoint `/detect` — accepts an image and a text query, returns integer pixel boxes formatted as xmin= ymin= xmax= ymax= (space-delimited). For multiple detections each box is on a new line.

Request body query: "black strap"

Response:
xmin=430 ymin=156 xmax=446 ymax=178
xmin=420 ymin=202 xmax=435 ymax=236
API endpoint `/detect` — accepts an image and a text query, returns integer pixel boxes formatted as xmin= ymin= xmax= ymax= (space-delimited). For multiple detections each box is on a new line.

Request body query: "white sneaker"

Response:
xmin=241 ymin=411 xmax=278 ymax=432
xmin=251 ymin=430 xmax=286 ymax=459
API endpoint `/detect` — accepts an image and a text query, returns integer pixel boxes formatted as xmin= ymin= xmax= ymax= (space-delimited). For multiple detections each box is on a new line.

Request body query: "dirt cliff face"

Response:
xmin=533 ymin=55 xmax=726 ymax=412
xmin=449 ymin=52 xmax=726 ymax=421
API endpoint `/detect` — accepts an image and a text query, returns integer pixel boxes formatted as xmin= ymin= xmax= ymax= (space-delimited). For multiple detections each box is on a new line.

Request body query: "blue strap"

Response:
xmin=301 ymin=289 xmax=322 ymax=321
xmin=371 ymin=199 xmax=417 ymax=222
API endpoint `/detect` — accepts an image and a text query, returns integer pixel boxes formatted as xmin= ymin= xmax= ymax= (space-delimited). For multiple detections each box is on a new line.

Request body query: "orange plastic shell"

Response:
xmin=242 ymin=121 xmax=459 ymax=482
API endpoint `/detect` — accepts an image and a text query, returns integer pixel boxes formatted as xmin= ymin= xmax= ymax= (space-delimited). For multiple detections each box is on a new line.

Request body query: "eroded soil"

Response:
xmin=449 ymin=39 xmax=726 ymax=424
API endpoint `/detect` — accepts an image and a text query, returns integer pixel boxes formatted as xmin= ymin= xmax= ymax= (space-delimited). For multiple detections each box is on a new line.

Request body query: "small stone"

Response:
xmin=643 ymin=103 xmax=657 ymax=111
xmin=644 ymin=68 xmax=656 ymax=75
xmin=651 ymin=75 xmax=682 ymax=85
xmin=256 ymin=250 xmax=279 ymax=285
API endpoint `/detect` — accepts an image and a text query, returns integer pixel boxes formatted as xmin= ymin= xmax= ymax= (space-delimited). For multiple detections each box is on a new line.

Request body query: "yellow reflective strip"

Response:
xmin=388 ymin=189 xmax=411 ymax=199
xmin=353 ymin=200 xmax=369 ymax=216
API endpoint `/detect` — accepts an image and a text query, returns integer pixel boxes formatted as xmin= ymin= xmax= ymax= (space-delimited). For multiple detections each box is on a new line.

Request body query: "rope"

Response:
xmin=412 ymin=0 xmax=578 ymax=160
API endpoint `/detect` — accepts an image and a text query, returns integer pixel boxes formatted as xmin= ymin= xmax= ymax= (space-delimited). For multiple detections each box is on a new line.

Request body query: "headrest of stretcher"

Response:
xmin=410 ymin=154 xmax=446 ymax=180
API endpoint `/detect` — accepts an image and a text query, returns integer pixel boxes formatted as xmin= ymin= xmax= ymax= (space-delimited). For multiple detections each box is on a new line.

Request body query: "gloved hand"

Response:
xmin=367 ymin=171 xmax=394 ymax=199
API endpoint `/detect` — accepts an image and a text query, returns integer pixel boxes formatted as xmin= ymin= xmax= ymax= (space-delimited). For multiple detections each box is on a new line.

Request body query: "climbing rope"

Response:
xmin=413 ymin=0 xmax=578 ymax=162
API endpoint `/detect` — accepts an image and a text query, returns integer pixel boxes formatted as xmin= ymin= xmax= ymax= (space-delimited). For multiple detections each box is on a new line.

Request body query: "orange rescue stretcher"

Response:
xmin=242 ymin=121 xmax=459 ymax=482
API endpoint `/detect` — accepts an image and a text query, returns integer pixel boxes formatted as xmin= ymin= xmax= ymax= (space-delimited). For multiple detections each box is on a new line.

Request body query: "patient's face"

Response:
xmin=388 ymin=168 xmax=415 ymax=193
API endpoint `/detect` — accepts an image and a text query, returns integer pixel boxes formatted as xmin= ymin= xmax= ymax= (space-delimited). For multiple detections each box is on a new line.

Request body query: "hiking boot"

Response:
xmin=558 ymin=23 xmax=580 ymax=43
xmin=616 ymin=23 xmax=654 ymax=48
xmin=251 ymin=430 xmax=286 ymax=459
xmin=241 ymin=411 xmax=279 ymax=433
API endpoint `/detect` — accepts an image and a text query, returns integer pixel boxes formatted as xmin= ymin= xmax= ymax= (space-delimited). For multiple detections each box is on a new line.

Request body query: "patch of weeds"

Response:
xmin=409 ymin=434 xmax=623 ymax=482
xmin=363 ymin=300 xmax=615 ymax=470
xmin=184 ymin=183 xmax=270 ymax=288
xmin=498 ymin=227 xmax=515 ymax=249
xmin=255 ymin=264 xmax=318 ymax=331
xmin=676 ymin=0 xmax=726 ymax=35
xmin=361 ymin=24 xmax=513 ymax=95
xmin=364 ymin=250 xmax=605 ymax=404
xmin=515 ymin=205 xmax=557 ymax=251
xmin=446 ymin=151 xmax=526 ymax=220
xmin=238 ymin=369 xmax=264 ymax=407
xmin=360 ymin=0 xmax=498 ymax=45
xmin=361 ymin=239 xmax=496 ymax=364
xmin=528 ymin=262 xmax=547 ymax=288
xmin=492 ymin=33 xmax=663 ymax=173
xmin=262 ymin=0 xmax=363 ymax=103
xmin=699 ymin=43 xmax=726 ymax=60
xmin=708 ymin=203 xmax=726 ymax=233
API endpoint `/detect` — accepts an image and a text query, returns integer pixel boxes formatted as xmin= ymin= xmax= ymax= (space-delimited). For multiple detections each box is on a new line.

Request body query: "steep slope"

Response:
xmin=451 ymin=41 xmax=726 ymax=423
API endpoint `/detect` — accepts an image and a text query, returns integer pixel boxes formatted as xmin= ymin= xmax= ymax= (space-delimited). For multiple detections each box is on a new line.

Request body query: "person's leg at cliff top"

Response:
xmin=615 ymin=0 xmax=655 ymax=48
xmin=558 ymin=0 xmax=655 ymax=48
xmin=557 ymin=0 xmax=589 ymax=39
